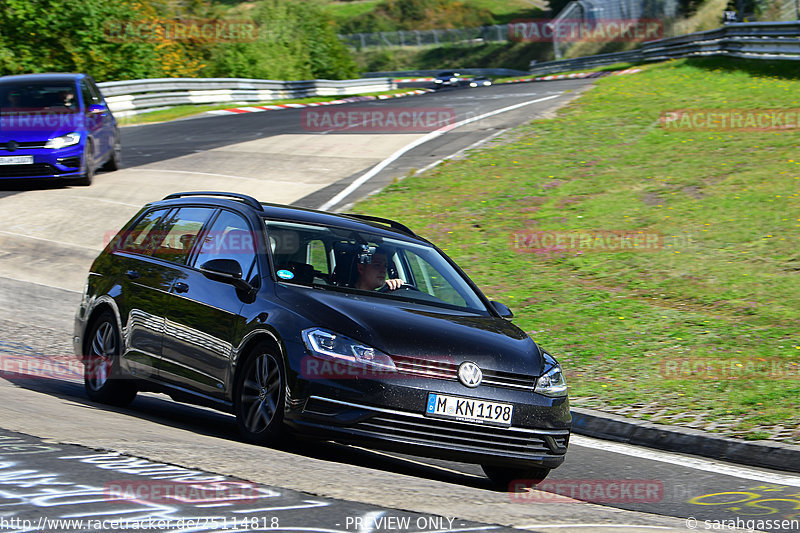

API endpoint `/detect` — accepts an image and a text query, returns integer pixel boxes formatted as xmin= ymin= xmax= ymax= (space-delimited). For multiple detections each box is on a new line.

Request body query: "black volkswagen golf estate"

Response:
xmin=74 ymin=191 xmax=570 ymax=485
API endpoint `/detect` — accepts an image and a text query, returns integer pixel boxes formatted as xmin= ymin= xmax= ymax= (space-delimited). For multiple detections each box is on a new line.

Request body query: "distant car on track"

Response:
xmin=469 ymin=76 xmax=493 ymax=88
xmin=0 ymin=73 xmax=120 ymax=185
xmin=74 ymin=192 xmax=571 ymax=486
xmin=433 ymin=71 xmax=464 ymax=89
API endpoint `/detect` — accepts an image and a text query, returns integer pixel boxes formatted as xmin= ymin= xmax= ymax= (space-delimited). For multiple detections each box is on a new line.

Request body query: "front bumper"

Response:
xmin=284 ymin=349 xmax=571 ymax=469
xmin=291 ymin=395 xmax=569 ymax=469
xmin=0 ymin=146 xmax=84 ymax=179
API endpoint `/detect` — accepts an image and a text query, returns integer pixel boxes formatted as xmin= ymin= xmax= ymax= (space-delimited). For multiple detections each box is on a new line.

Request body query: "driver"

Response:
xmin=354 ymin=249 xmax=404 ymax=291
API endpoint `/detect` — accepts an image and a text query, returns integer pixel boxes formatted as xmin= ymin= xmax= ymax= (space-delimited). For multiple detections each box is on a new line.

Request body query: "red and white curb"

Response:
xmin=207 ymin=89 xmax=434 ymax=116
xmin=394 ymin=77 xmax=435 ymax=83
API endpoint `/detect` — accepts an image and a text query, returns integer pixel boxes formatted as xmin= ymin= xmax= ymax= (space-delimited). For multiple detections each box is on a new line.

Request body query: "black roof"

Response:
xmin=0 ymin=73 xmax=85 ymax=85
xmin=154 ymin=191 xmax=424 ymax=243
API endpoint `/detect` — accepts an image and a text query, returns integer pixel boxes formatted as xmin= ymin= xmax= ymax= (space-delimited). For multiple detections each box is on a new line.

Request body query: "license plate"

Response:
xmin=425 ymin=393 xmax=513 ymax=426
xmin=0 ymin=156 xmax=33 ymax=165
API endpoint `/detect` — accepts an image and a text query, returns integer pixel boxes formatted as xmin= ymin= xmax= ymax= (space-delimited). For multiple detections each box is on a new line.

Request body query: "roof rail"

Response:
xmin=344 ymin=213 xmax=416 ymax=237
xmin=162 ymin=191 xmax=263 ymax=212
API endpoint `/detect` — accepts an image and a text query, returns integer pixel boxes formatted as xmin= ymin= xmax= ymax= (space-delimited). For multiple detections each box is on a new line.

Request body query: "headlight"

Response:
xmin=45 ymin=132 xmax=81 ymax=149
xmin=302 ymin=328 xmax=396 ymax=372
xmin=534 ymin=351 xmax=568 ymax=397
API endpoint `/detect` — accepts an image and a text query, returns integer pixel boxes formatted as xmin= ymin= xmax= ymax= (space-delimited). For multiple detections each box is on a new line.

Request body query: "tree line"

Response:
xmin=0 ymin=0 xmax=358 ymax=82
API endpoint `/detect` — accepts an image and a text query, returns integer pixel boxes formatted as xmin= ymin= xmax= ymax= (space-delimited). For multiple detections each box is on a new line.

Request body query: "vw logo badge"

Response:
xmin=458 ymin=361 xmax=482 ymax=388
xmin=6 ymin=141 xmax=18 ymax=152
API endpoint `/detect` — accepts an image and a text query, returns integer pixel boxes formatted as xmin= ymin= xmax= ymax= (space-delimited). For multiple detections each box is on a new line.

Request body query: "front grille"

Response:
xmin=351 ymin=409 xmax=568 ymax=456
xmin=394 ymin=355 xmax=457 ymax=380
xmin=0 ymin=141 xmax=48 ymax=150
xmin=392 ymin=355 xmax=537 ymax=391
xmin=0 ymin=163 xmax=57 ymax=177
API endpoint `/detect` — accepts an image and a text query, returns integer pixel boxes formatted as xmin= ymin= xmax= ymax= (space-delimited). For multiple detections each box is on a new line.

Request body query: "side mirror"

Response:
xmin=199 ymin=259 xmax=251 ymax=291
xmin=88 ymin=104 xmax=106 ymax=115
xmin=491 ymin=300 xmax=514 ymax=319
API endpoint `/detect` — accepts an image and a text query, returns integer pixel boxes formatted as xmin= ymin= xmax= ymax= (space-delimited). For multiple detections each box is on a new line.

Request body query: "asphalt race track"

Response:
xmin=1 ymin=79 xmax=798 ymax=533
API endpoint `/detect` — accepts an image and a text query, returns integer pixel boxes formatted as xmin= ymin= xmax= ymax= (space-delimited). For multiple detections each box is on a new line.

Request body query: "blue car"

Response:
xmin=0 ymin=73 xmax=120 ymax=185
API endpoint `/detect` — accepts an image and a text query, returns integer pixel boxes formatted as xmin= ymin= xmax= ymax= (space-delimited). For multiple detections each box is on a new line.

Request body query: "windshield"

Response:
xmin=0 ymin=82 xmax=79 ymax=113
xmin=264 ymin=219 xmax=488 ymax=313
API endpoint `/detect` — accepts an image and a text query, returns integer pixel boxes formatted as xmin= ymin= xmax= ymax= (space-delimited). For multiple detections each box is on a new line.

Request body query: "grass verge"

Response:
xmin=353 ymin=57 xmax=800 ymax=443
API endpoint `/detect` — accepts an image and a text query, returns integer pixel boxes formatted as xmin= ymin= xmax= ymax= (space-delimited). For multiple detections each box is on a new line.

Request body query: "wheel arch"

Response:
xmin=81 ymin=297 xmax=124 ymax=360
xmin=231 ymin=329 xmax=287 ymax=399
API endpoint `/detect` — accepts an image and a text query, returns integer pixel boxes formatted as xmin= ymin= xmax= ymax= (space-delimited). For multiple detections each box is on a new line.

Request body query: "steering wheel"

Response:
xmin=378 ymin=282 xmax=420 ymax=293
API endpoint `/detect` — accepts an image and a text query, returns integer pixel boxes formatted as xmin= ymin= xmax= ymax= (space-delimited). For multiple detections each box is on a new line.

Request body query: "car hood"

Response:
xmin=276 ymin=284 xmax=543 ymax=376
xmin=0 ymin=111 xmax=84 ymax=141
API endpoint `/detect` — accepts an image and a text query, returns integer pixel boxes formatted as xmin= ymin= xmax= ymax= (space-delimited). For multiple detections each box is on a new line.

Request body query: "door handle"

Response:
xmin=125 ymin=270 xmax=139 ymax=279
xmin=174 ymin=282 xmax=189 ymax=293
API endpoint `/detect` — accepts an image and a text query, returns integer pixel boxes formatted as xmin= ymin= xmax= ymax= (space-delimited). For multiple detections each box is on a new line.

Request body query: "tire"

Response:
xmin=83 ymin=311 xmax=137 ymax=406
xmin=482 ymin=464 xmax=551 ymax=489
xmin=102 ymin=132 xmax=121 ymax=171
xmin=75 ymin=142 xmax=95 ymax=186
xmin=234 ymin=343 xmax=286 ymax=445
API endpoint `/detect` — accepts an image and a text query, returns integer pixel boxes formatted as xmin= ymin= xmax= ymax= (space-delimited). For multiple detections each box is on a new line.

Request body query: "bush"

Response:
xmin=203 ymin=0 xmax=358 ymax=80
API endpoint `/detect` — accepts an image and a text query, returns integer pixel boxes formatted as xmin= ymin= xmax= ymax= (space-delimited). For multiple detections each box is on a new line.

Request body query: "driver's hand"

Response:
xmin=384 ymin=278 xmax=404 ymax=291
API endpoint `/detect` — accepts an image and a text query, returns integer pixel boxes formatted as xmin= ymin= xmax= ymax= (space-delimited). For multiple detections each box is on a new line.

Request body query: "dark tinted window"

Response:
xmin=86 ymin=78 xmax=104 ymax=104
xmin=79 ymin=80 xmax=98 ymax=107
xmin=152 ymin=207 xmax=214 ymax=264
xmin=194 ymin=210 xmax=257 ymax=281
xmin=116 ymin=208 xmax=169 ymax=255
xmin=0 ymin=82 xmax=78 ymax=112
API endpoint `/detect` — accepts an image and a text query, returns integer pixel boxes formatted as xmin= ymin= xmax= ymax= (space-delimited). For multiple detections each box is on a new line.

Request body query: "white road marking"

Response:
xmin=359 ymin=510 xmax=385 ymax=533
xmin=571 ymin=435 xmax=800 ymax=486
xmin=318 ymin=94 xmax=562 ymax=211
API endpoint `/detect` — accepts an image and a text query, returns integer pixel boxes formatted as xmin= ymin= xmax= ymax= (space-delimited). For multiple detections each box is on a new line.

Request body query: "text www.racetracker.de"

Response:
xmin=0 ymin=516 xmax=281 ymax=531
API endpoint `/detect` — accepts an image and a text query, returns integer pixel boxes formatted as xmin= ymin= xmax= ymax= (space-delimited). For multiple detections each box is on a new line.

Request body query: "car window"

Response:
xmin=264 ymin=219 xmax=487 ymax=313
xmin=79 ymin=80 xmax=98 ymax=107
xmin=115 ymin=208 xmax=169 ymax=255
xmin=403 ymin=249 xmax=468 ymax=308
xmin=152 ymin=207 xmax=214 ymax=265
xmin=194 ymin=209 xmax=257 ymax=282
xmin=0 ymin=82 xmax=79 ymax=113
xmin=307 ymin=240 xmax=329 ymax=275
xmin=86 ymin=78 xmax=104 ymax=105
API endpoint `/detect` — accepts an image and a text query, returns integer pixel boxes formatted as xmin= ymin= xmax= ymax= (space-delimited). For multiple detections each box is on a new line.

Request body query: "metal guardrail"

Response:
xmin=96 ymin=77 xmax=396 ymax=117
xmin=529 ymin=22 xmax=800 ymax=74
xmin=529 ymin=50 xmax=644 ymax=75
